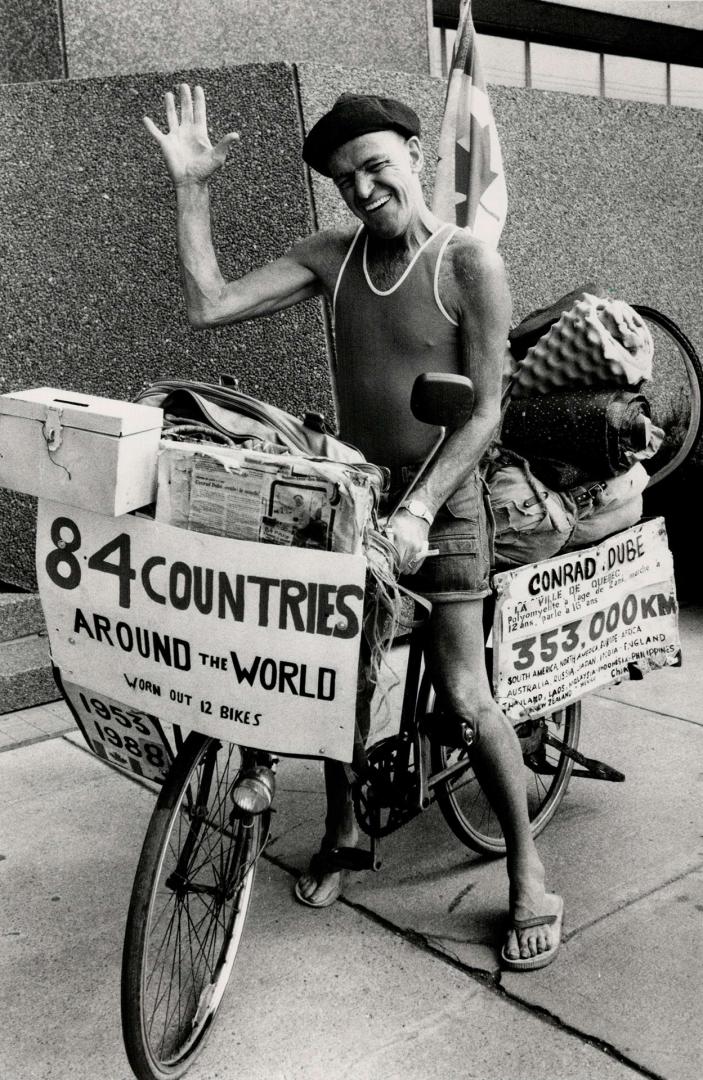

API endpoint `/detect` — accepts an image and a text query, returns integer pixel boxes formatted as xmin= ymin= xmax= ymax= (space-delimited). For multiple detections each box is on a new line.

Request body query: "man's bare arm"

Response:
xmin=410 ymin=240 xmax=509 ymax=515
xmin=144 ymin=83 xmax=328 ymax=328
xmin=390 ymin=240 xmax=510 ymax=571
xmin=173 ymin=181 xmax=324 ymax=327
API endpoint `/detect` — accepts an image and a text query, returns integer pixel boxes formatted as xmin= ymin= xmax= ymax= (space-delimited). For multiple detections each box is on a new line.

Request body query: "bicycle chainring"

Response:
xmin=352 ymin=736 xmax=420 ymax=838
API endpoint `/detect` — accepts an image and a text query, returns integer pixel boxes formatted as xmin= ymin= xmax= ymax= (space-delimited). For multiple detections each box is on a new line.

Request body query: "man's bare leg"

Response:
xmin=294 ymin=761 xmax=358 ymax=905
xmin=297 ymin=598 xmax=561 ymax=957
xmin=295 ymin=657 xmax=371 ymax=906
xmin=426 ymin=598 xmax=562 ymax=961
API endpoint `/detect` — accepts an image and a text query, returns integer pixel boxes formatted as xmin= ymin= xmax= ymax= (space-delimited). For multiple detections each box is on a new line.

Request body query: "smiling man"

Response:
xmin=144 ymin=85 xmax=564 ymax=970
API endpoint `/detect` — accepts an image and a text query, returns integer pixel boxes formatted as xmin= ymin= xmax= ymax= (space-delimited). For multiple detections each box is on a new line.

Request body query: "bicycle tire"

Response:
xmin=121 ymin=732 xmax=268 ymax=1080
xmin=633 ymin=306 xmax=703 ymax=487
xmin=421 ymin=675 xmax=581 ymax=856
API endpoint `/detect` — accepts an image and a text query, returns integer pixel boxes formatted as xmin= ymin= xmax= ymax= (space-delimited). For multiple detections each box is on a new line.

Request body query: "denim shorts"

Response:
xmin=394 ymin=467 xmax=493 ymax=603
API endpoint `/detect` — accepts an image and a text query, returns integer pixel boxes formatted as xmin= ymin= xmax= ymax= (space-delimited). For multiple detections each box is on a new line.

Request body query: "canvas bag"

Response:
xmin=488 ymin=448 xmax=648 ymax=568
xmin=562 ymin=463 xmax=649 ymax=550
xmin=487 ymin=448 xmax=576 ymax=567
xmin=135 ymin=379 xmax=371 ymax=465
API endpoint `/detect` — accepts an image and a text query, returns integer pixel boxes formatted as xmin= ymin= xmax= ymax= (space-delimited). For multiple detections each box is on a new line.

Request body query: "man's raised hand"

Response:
xmin=143 ymin=83 xmax=239 ymax=187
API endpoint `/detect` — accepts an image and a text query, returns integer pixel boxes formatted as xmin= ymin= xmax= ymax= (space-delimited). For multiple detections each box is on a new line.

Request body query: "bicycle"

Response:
xmin=40 ymin=303 xmax=702 ymax=1080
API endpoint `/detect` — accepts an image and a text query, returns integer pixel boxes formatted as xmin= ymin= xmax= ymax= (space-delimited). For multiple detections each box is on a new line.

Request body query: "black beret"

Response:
xmin=302 ymin=93 xmax=421 ymax=177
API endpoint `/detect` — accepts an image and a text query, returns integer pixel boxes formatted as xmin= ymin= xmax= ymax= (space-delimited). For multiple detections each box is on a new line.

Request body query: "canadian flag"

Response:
xmin=432 ymin=0 xmax=508 ymax=248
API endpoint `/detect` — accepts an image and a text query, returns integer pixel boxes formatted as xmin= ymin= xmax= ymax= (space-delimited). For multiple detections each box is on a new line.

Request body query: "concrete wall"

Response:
xmin=0 ymin=0 xmax=64 ymax=82
xmin=0 ymin=62 xmax=329 ymax=586
xmin=2 ymin=60 xmax=702 ymax=589
xmin=2 ymin=0 xmax=429 ymax=81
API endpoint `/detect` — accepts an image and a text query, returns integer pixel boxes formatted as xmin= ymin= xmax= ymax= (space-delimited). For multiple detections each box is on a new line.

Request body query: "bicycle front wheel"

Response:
xmin=121 ymin=733 xmax=269 ymax=1080
xmin=423 ymin=677 xmax=581 ymax=856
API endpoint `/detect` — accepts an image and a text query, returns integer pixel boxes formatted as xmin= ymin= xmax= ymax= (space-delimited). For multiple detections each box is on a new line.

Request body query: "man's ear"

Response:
xmin=407 ymin=135 xmax=424 ymax=174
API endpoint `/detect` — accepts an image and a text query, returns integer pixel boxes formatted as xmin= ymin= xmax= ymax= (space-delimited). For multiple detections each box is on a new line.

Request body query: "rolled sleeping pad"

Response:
xmin=501 ymin=389 xmax=658 ymax=489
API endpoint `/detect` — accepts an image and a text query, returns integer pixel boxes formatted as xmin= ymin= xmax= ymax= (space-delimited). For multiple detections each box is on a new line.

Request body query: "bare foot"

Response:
xmin=294 ymin=860 xmax=344 ymax=908
xmin=503 ymin=891 xmax=564 ymax=964
xmin=294 ymin=822 xmax=358 ymax=909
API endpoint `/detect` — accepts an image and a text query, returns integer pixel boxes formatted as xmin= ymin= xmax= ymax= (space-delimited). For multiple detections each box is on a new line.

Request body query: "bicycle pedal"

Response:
xmin=423 ymin=714 xmax=475 ymax=750
xmin=324 ymin=846 xmax=376 ymax=872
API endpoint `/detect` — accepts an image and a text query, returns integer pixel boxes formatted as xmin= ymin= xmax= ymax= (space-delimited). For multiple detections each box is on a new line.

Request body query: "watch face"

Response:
xmin=406 ymin=500 xmax=432 ymax=524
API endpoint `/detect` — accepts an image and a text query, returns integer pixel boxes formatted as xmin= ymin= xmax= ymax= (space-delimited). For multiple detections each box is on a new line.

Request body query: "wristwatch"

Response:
xmin=398 ymin=498 xmax=434 ymax=526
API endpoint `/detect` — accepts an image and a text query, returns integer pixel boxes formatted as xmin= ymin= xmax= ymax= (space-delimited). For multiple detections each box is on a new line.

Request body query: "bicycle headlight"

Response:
xmin=231 ymin=764 xmax=276 ymax=815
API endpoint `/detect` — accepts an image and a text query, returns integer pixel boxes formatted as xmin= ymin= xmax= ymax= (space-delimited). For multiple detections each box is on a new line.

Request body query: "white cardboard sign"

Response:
xmin=37 ymin=500 xmax=366 ymax=761
xmin=492 ymin=517 xmax=680 ymax=718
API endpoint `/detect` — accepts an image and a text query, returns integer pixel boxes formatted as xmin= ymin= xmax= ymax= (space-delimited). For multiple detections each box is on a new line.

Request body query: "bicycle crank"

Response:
xmin=352 ymin=736 xmax=421 ymax=838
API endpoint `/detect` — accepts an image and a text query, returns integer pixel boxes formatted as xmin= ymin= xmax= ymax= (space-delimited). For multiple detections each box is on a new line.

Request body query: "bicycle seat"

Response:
xmin=410 ymin=372 xmax=475 ymax=429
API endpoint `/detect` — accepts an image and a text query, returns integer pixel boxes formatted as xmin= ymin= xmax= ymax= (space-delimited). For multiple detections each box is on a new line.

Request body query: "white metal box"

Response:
xmin=0 ymin=387 xmax=163 ymax=516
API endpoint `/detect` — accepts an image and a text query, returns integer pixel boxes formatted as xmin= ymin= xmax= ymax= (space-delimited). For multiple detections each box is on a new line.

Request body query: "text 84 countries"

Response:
xmin=43 ymin=515 xmax=364 ymax=639
xmin=509 ymin=590 xmax=676 ymax=672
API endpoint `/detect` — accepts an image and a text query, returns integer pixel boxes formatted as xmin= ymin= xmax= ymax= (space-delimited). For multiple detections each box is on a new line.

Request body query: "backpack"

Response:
xmin=135 ymin=379 xmax=370 ymax=466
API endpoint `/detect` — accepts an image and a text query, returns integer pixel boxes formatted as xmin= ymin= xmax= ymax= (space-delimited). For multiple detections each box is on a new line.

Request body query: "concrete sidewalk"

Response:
xmin=1 ymin=609 xmax=702 ymax=1080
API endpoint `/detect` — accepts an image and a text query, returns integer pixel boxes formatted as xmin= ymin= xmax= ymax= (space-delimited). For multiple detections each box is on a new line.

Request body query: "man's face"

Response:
xmin=328 ymin=130 xmax=423 ymax=238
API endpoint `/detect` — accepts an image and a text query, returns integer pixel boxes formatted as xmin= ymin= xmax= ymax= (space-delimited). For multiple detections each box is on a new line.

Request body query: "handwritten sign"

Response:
xmin=37 ymin=500 xmax=366 ymax=762
xmin=492 ymin=517 xmax=680 ymax=718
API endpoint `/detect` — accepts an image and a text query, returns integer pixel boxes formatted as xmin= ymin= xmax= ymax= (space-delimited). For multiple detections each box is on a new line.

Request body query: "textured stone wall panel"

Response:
xmin=61 ymin=0 xmax=429 ymax=79
xmin=0 ymin=0 xmax=64 ymax=83
xmin=0 ymin=63 xmax=330 ymax=587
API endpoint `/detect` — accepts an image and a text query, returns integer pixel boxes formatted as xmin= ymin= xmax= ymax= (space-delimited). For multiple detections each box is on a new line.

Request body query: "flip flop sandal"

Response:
xmin=293 ymin=851 xmax=344 ymax=909
xmin=500 ymin=895 xmax=564 ymax=972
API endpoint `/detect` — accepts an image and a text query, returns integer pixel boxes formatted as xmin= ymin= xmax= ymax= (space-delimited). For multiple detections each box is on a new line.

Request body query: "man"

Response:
xmin=144 ymin=84 xmax=563 ymax=970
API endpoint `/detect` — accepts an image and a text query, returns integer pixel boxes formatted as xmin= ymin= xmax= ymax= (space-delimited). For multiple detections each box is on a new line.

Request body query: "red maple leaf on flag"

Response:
xmin=432 ymin=0 xmax=507 ymax=247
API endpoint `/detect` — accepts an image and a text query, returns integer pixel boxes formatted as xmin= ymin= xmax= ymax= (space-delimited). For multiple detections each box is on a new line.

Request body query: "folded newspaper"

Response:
xmin=155 ymin=441 xmax=380 ymax=555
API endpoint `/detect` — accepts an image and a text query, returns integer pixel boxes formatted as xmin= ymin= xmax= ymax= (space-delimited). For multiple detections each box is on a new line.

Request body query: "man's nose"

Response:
xmin=355 ymin=172 xmax=375 ymax=200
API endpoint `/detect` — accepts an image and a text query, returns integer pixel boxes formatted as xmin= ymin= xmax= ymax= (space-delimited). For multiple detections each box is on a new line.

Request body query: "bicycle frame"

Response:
xmin=314 ymin=612 xmax=477 ymax=874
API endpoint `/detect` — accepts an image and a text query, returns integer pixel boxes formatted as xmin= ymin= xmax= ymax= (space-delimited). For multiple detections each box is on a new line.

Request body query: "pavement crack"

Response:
xmin=593 ymin=691 xmax=703 ymax=729
xmin=564 ymin=860 xmax=703 ymax=943
xmin=0 ymin=730 xmax=69 ymax=753
xmin=344 ymin=900 xmax=499 ymax=988
xmin=263 ymin=849 xmax=498 ymax=984
xmin=265 ymin=851 xmax=674 ymax=1079
xmin=495 ymin=980 xmax=669 ymax=1080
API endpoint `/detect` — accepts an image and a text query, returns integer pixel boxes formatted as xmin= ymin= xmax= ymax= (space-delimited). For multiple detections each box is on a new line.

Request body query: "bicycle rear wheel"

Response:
xmin=121 ymin=733 xmax=269 ymax=1080
xmin=422 ymin=676 xmax=581 ymax=856
xmin=634 ymin=306 xmax=703 ymax=486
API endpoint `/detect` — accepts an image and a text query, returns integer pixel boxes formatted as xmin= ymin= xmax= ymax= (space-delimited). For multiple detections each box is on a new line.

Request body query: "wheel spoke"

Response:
xmin=156 ymin=898 xmax=183 ymax=1057
xmin=123 ymin=735 xmax=264 ymax=1077
xmin=145 ymin=903 xmax=180 ymax=1039
xmin=428 ymin=687 xmax=581 ymax=855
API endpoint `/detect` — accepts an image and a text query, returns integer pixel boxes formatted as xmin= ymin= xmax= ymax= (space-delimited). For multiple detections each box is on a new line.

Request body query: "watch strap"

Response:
xmin=399 ymin=499 xmax=434 ymax=526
